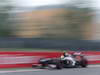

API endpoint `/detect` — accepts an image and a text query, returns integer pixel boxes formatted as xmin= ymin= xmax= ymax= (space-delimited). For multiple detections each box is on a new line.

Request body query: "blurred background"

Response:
xmin=0 ymin=0 xmax=100 ymax=51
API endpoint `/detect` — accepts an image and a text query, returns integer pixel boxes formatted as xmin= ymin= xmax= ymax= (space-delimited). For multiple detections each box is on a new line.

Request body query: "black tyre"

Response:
xmin=51 ymin=59 xmax=63 ymax=69
xmin=56 ymin=62 xmax=63 ymax=69
xmin=80 ymin=59 xmax=88 ymax=68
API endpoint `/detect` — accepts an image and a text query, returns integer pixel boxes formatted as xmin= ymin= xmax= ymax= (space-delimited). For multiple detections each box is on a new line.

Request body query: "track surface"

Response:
xmin=0 ymin=66 xmax=100 ymax=75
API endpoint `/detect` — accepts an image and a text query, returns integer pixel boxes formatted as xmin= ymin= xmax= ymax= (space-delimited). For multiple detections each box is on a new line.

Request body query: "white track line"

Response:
xmin=0 ymin=65 xmax=100 ymax=74
xmin=0 ymin=69 xmax=43 ymax=74
xmin=88 ymin=65 xmax=100 ymax=67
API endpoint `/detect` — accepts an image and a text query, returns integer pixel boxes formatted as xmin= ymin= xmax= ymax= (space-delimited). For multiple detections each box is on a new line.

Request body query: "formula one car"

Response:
xmin=71 ymin=52 xmax=88 ymax=68
xmin=32 ymin=52 xmax=88 ymax=69
xmin=32 ymin=58 xmax=63 ymax=69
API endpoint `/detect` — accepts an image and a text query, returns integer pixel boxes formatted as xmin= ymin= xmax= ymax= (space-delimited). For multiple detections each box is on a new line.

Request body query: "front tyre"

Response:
xmin=48 ymin=59 xmax=63 ymax=70
xmin=56 ymin=62 xmax=63 ymax=69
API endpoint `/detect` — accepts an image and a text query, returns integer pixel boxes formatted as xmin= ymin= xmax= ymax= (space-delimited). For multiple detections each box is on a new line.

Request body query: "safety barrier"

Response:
xmin=0 ymin=51 xmax=99 ymax=68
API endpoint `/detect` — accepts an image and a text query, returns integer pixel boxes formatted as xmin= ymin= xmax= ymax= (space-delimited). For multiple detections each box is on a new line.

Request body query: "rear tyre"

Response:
xmin=80 ymin=59 xmax=88 ymax=68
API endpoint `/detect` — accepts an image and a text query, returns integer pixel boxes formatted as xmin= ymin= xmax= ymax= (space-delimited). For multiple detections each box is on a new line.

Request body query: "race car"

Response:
xmin=71 ymin=52 xmax=88 ymax=68
xmin=32 ymin=58 xmax=63 ymax=69
xmin=32 ymin=52 xmax=88 ymax=69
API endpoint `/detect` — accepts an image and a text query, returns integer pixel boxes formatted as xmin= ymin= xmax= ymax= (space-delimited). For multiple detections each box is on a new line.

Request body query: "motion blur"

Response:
xmin=0 ymin=0 xmax=100 ymax=50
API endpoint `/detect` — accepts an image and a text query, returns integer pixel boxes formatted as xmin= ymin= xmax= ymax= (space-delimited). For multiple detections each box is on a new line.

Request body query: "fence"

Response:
xmin=0 ymin=38 xmax=100 ymax=50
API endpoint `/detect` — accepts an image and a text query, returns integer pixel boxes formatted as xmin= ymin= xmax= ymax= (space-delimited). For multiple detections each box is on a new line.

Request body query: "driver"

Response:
xmin=60 ymin=51 xmax=76 ymax=66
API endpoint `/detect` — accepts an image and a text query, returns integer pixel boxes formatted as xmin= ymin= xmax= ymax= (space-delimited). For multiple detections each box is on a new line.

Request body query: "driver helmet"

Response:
xmin=63 ymin=52 xmax=70 ymax=57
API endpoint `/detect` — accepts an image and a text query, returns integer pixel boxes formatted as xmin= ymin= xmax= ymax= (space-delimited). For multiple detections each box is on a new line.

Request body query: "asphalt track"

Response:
xmin=0 ymin=65 xmax=100 ymax=75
